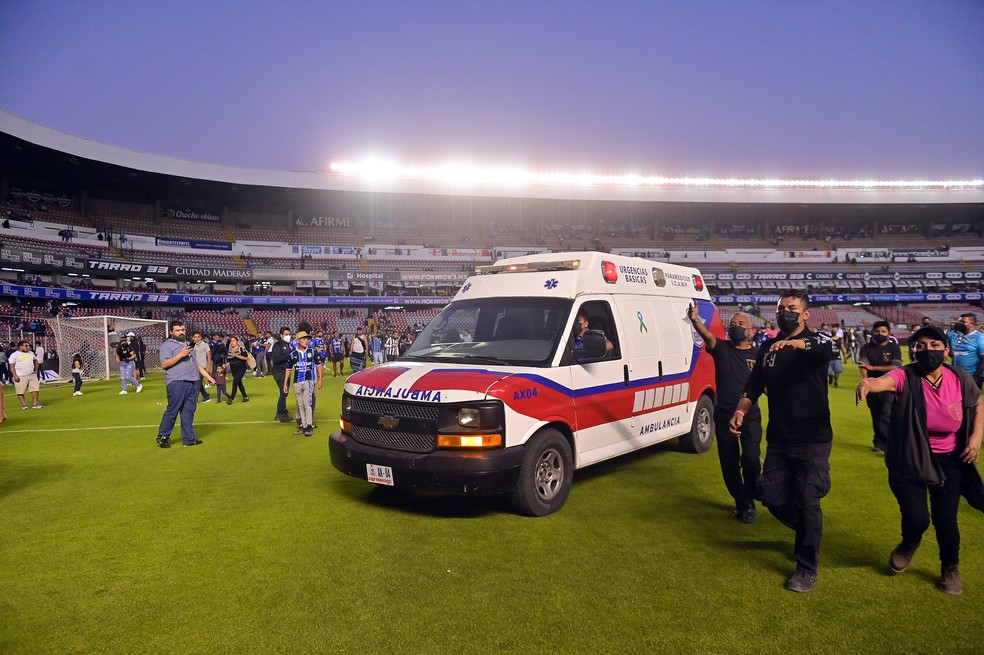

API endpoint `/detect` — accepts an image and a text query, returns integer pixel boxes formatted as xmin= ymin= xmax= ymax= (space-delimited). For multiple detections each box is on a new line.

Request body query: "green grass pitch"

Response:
xmin=2 ymin=366 xmax=983 ymax=654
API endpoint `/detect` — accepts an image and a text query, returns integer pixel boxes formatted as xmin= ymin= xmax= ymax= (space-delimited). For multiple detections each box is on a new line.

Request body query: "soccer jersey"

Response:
xmin=886 ymin=367 xmax=962 ymax=453
xmin=287 ymin=347 xmax=323 ymax=383
xmin=947 ymin=330 xmax=983 ymax=377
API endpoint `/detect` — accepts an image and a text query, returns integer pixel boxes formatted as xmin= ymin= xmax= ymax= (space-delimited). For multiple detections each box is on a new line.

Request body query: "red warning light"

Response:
xmin=692 ymin=274 xmax=704 ymax=291
xmin=601 ymin=261 xmax=619 ymax=284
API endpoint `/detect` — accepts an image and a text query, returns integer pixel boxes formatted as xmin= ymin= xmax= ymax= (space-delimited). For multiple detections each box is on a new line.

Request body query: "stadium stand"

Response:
xmin=1 ymin=110 xmax=981 ymax=346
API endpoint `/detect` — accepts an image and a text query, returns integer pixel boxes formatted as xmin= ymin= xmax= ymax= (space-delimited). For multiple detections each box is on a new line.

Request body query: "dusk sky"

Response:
xmin=1 ymin=1 xmax=982 ymax=180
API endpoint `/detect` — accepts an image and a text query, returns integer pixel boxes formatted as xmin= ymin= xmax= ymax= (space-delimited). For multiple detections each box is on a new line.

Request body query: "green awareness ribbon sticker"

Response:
xmin=637 ymin=311 xmax=648 ymax=333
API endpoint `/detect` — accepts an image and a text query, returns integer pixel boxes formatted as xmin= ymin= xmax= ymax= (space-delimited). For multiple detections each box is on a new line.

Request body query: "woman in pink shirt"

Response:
xmin=857 ymin=324 xmax=984 ymax=595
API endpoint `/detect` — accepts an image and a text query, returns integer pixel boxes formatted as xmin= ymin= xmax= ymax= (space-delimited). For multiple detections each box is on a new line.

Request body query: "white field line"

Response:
xmin=1 ymin=420 xmax=277 ymax=434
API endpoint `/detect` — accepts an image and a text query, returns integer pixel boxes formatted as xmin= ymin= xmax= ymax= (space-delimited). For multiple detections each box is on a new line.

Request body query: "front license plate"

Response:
xmin=366 ymin=464 xmax=394 ymax=486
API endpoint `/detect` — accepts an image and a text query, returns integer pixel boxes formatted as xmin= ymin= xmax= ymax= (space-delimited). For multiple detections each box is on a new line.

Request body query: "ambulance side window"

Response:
xmin=577 ymin=300 xmax=620 ymax=360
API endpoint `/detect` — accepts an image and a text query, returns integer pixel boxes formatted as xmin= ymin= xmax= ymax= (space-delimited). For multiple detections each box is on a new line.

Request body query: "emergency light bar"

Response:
xmin=475 ymin=259 xmax=582 ymax=275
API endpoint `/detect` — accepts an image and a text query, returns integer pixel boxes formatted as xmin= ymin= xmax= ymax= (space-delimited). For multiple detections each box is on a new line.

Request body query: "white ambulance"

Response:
xmin=329 ymin=251 xmax=723 ymax=515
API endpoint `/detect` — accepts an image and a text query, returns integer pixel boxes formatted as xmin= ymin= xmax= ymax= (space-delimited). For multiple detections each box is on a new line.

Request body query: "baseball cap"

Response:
xmin=126 ymin=331 xmax=136 ymax=336
xmin=295 ymin=331 xmax=310 ymax=339
xmin=911 ymin=324 xmax=947 ymax=343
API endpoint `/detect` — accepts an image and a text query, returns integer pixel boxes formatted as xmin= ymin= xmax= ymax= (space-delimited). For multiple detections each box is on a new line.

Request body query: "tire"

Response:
xmin=679 ymin=395 xmax=715 ymax=454
xmin=510 ymin=428 xmax=574 ymax=517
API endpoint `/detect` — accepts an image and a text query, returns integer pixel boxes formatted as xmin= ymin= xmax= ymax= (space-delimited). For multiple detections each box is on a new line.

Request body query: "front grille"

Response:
xmin=351 ymin=398 xmax=439 ymax=421
xmin=352 ymin=425 xmax=437 ymax=453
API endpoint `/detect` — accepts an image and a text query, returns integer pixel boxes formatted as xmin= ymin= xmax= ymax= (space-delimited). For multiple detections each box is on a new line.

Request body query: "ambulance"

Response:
xmin=329 ymin=251 xmax=723 ymax=516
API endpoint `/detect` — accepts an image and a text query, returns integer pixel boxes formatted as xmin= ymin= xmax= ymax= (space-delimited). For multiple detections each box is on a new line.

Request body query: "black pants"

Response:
xmin=866 ymin=390 xmax=893 ymax=450
xmin=228 ymin=363 xmax=248 ymax=401
xmin=889 ymin=453 xmax=965 ymax=566
xmin=272 ymin=369 xmax=289 ymax=415
xmin=714 ymin=410 xmax=762 ymax=507
xmin=72 ymin=372 xmax=83 ymax=393
xmin=199 ymin=377 xmax=211 ymax=401
xmin=757 ymin=440 xmax=832 ymax=575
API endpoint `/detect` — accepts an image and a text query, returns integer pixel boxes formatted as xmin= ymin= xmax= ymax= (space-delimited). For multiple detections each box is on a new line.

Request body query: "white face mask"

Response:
xmin=282 ymin=335 xmax=291 ymax=342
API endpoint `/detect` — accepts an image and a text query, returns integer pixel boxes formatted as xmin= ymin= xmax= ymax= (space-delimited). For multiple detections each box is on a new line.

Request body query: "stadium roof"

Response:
xmin=2 ymin=109 xmax=982 ymax=205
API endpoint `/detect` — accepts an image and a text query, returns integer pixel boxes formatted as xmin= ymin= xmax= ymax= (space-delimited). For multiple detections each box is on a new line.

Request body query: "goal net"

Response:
xmin=53 ymin=316 xmax=169 ymax=381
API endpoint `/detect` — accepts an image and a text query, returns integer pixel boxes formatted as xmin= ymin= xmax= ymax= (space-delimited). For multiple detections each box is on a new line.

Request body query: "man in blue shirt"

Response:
xmin=948 ymin=313 xmax=984 ymax=388
xmin=283 ymin=331 xmax=324 ymax=436
xmin=157 ymin=321 xmax=215 ymax=448
xmin=328 ymin=331 xmax=345 ymax=377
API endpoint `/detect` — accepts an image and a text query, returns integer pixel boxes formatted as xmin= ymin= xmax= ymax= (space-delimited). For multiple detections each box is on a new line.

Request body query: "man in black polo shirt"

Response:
xmin=730 ymin=289 xmax=833 ymax=593
xmin=688 ymin=304 xmax=762 ymax=523
xmin=858 ymin=320 xmax=902 ymax=452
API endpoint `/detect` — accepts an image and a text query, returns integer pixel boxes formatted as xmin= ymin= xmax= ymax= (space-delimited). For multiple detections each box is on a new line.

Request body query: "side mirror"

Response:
xmin=573 ymin=330 xmax=608 ymax=362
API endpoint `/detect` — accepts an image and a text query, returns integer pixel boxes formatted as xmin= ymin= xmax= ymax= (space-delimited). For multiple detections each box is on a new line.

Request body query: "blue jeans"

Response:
xmin=157 ymin=380 xmax=200 ymax=445
xmin=120 ymin=361 xmax=139 ymax=390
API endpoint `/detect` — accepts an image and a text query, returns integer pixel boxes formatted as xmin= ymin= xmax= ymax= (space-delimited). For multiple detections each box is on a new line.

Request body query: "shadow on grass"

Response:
xmin=572 ymin=440 xmax=682 ymax=483
xmin=326 ymin=475 xmax=512 ymax=518
xmin=0 ymin=461 xmax=71 ymax=499
xmin=324 ymin=439 xmax=685 ymax=519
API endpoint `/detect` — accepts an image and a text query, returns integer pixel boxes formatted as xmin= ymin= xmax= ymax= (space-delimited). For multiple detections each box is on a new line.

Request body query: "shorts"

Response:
xmin=15 ymin=374 xmax=40 ymax=395
xmin=827 ymin=359 xmax=843 ymax=375
xmin=331 ymin=353 xmax=344 ymax=363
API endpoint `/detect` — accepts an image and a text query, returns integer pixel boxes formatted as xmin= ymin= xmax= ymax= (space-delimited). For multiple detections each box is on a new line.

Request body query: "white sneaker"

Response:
xmin=202 ymin=398 xmax=212 ymax=404
xmin=73 ymin=391 xmax=83 ymax=396
xmin=136 ymin=384 xmax=143 ymax=393
xmin=119 ymin=390 xmax=128 ymax=395
xmin=32 ymin=403 xmax=42 ymax=409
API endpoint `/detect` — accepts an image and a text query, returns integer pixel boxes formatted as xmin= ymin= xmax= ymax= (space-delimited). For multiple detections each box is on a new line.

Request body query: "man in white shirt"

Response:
xmin=9 ymin=341 xmax=42 ymax=409
xmin=34 ymin=342 xmax=46 ymax=382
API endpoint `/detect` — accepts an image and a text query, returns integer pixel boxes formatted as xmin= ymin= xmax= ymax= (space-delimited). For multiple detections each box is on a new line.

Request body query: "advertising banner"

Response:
xmin=0 ymin=283 xmax=448 ymax=306
xmin=155 ymin=237 xmax=232 ymax=251
xmin=160 ymin=206 xmax=221 ymax=222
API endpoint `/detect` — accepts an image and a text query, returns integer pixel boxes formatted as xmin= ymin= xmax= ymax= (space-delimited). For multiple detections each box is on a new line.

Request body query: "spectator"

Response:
xmin=270 ymin=326 xmax=293 ymax=422
xmin=856 ymin=324 xmax=984 ymax=595
xmin=9 ymin=341 xmax=42 ymax=410
xmin=225 ymin=335 xmax=251 ymax=404
xmin=71 ymin=353 xmax=84 ymax=396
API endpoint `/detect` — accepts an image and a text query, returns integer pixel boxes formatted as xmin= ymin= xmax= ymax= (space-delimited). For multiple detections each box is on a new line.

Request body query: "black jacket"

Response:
xmin=887 ymin=363 xmax=982 ymax=497
xmin=270 ymin=340 xmax=292 ymax=373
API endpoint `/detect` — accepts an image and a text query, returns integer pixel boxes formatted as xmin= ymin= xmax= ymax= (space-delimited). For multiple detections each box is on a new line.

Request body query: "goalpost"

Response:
xmin=54 ymin=316 xmax=169 ymax=381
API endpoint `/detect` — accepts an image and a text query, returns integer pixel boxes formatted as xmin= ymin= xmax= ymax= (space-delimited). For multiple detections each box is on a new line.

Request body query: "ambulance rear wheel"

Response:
xmin=679 ymin=395 xmax=715 ymax=454
xmin=511 ymin=428 xmax=573 ymax=517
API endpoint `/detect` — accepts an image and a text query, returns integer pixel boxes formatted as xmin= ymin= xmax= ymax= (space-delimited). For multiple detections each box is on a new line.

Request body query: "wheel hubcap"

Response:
xmin=534 ymin=447 xmax=564 ymax=500
xmin=698 ymin=409 xmax=711 ymax=444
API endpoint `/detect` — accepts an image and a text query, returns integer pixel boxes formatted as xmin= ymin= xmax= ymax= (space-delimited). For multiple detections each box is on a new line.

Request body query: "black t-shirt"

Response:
xmin=708 ymin=339 xmax=761 ymax=417
xmin=829 ymin=335 xmax=843 ymax=361
xmin=211 ymin=341 xmax=228 ymax=365
xmin=116 ymin=342 xmax=134 ymax=362
xmin=858 ymin=341 xmax=903 ymax=378
xmin=741 ymin=327 xmax=833 ymax=444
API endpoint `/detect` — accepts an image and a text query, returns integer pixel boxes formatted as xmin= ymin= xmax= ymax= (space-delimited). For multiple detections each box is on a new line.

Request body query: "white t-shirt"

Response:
xmin=9 ymin=351 xmax=38 ymax=376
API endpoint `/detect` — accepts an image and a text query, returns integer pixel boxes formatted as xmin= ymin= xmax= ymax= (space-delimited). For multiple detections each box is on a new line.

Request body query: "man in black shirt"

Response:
xmin=858 ymin=320 xmax=902 ymax=452
xmin=730 ymin=289 xmax=834 ymax=593
xmin=270 ymin=326 xmax=293 ymax=422
xmin=688 ymin=304 xmax=762 ymax=523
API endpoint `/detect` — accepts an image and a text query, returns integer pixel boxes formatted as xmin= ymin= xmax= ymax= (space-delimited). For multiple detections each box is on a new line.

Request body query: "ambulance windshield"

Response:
xmin=402 ymin=297 xmax=574 ymax=367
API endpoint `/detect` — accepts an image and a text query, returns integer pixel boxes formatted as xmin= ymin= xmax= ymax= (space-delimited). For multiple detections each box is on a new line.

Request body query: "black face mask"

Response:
xmin=776 ymin=310 xmax=801 ymax=334
xmin=872 ymin=334 xmax=889 ymax=344
xmin=727 ymin=325 xmax=747 ymax=344
xmin=952 ymin=322 xmax=969 ymax=335
xmin=914 ymin=349 xmax=945 ymax=372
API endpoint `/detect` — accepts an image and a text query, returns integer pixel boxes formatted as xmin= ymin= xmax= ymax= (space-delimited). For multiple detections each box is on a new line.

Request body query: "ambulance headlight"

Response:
xmin=457 ymin=408 xmax=481 ymax=427
xmin=437 ymin=401 xmax=505 ymax=448
xmin=342 ymin=394 xmax=354 ymax=416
